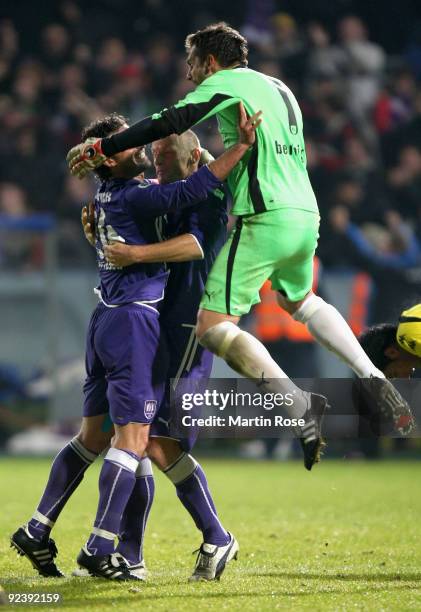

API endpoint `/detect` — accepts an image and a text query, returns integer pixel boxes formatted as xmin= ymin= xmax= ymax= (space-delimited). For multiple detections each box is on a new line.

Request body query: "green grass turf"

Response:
xmin=1 ymin=458 xmax=421 ymax=611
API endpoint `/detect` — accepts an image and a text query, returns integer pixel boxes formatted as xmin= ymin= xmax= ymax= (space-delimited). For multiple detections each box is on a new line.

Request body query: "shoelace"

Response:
xmin=192 ymin=547 xmax=213 ymax=570
xmin=49 ymin=540 xmax=58 ymax=558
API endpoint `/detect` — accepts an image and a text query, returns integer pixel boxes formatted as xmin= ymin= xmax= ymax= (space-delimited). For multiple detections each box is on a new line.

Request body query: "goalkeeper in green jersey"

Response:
xmin=67 ymin=23 xmax=414 ymax=469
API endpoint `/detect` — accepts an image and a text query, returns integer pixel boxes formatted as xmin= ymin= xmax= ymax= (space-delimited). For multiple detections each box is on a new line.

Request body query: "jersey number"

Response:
xmin=96 ymin=207 xmax=125 ymax=260
xmin=267 ymin=77 xmax=298 ymax=135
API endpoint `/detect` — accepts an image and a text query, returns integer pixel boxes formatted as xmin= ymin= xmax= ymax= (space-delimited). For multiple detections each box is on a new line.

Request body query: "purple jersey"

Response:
xmin=93 ymin=165 xmax=222 ymax=306
xmin=83 ymin=165 xmax=222 ymax=426
xmin=149 ymin=186 xmax=229 ymax=450
xmin=160 ymin=186 xmax=229 ymax=324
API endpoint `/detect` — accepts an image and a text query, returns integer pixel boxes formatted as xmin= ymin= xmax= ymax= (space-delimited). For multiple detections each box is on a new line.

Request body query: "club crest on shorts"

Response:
xmin=144 ymin=400 xmax=157 ymax=420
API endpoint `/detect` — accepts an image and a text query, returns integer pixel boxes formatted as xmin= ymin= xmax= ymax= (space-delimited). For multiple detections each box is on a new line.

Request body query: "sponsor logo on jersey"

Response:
xmin=275 ymin=141 xmax=305 ymax=162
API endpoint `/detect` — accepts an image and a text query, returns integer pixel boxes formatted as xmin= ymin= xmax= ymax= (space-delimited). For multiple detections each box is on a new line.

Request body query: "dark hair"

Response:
xmin=185 ymin=22 xmax=248 ymax=68
xmin=359 ymin=324 xmax=398 ymax=371
xmin=81 ymin=113 xmax=127 ymax=180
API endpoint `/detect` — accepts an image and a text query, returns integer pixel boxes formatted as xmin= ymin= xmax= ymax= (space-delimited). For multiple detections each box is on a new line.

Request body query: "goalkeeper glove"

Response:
xmin=67 ymin=138 xmax=107 ymax=179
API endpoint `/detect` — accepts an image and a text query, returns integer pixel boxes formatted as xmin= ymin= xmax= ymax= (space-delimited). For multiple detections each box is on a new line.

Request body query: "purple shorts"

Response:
xmin=150 ymin=320 xmax=213 ymax=451
xmin=83 ymin=303 xmax=165 ymax=426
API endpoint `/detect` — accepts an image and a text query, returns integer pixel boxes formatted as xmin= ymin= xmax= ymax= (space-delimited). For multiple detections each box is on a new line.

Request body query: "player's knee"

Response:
xmin=198 ymin=321 xmax=241 ymax=358
xmin=196 ymin=310 xmax=239 ymax=342
xmin=77 ymin=415 xmax=113 ymax=453
xmin=195 ymin=310 xmax=213 ymax=340
xmin=292 ymin=293 xmax=326 ymax=323
xmin=76 ymin=430 xmax=110 ymax=454
xmin=277 ymin=291 xmax=313 ymax=316
xmin=276 ymin=293 xmax=298 ymax=315
xmin=113 ymin=423 xmax=150 ymax=455
xmin=146 ymin=437 xmax=182 ymax=470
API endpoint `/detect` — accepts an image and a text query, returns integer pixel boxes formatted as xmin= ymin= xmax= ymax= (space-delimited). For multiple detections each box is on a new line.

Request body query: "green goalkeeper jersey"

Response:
xmin=103 ymin=67 xmax=318 ymax=217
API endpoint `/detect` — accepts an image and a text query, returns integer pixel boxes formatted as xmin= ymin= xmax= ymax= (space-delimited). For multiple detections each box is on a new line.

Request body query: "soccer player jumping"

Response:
xmin=67 ymin=23 xmax=414 ymax=468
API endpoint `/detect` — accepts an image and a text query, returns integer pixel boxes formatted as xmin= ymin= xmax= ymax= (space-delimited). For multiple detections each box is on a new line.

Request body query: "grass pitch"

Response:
xmin=1 ymin=457 xmax=421 ymax=611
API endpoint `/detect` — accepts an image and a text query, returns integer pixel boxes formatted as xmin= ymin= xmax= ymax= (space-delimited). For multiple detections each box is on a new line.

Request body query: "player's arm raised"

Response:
xmin=122 ymin=103 xmax=261 ymax=218
xmin=208 ymin=103 xmax=261 ymax=180
xmin=67 ymin=80 xmax=239 ymax=178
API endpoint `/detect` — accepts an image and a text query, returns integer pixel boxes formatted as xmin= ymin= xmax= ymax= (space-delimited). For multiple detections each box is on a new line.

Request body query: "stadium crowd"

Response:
xmin=1 ymin=0 xmax=421 ymax=321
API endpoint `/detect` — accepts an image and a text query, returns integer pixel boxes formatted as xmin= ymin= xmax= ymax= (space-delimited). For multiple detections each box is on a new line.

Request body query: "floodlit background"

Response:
xmin=1 ymin=0 xmax=421 ymax=459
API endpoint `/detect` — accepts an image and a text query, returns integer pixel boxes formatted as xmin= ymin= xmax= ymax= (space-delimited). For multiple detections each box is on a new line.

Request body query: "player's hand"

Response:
xmin=104 ymin=242 xmax=138 ymax=267
xmin=237 ymin=102 xmax=262 ymax=147
xmin=81 ymin=202 xmax=96 ymax=246
xmin=67 ymin=138 xmax=107 ymax=179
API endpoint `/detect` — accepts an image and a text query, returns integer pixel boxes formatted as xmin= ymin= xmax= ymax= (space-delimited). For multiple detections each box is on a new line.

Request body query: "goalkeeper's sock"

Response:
xmin=27 ymin=438 xmax=97 ymax=540
xmin=199 ymin=322 xmax=309 ymax=418
xmin=116 ymin=458 xmax=155 ymax=565
xmin=164 ymin=453 xmax=230 ymax=546
xmin=293 ymin=294 xmax=385 ymax=378
xmin=86 ymin=449 xmax=139 ymax=557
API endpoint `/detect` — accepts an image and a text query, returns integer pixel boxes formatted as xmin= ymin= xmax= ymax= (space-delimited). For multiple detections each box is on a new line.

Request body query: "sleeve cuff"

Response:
xmin=200 ymin=164 xmax=223 ymax=188
xmin=187 ymin=233 xmax=204 ymax=259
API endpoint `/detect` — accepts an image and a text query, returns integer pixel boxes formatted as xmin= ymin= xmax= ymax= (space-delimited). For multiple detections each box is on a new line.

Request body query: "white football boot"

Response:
xmin=190 ymin=533 xmax=239 ymax=581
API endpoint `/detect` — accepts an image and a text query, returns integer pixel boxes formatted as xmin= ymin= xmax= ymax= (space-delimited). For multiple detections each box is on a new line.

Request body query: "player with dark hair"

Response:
xmin=80 ymin=129 xmax=236 ymax=581
xmin=355 ymin=305 xmax=421 ymax=436
xmin=359 ymin=305 xmax=421 ymax=378
xmin=11 ymin=106 xmax=260 ymax=581
xmin=67 ymin=22 xmax=413 ymax=469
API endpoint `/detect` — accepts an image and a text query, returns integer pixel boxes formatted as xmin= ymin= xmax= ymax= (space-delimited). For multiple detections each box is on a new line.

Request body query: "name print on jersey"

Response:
xmin=275 ymin=141 xmax=305 ymax=163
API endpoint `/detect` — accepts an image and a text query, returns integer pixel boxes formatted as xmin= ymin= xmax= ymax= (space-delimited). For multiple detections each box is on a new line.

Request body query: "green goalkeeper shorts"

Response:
xmin=200 ymin=208 xmax=320 ymax=317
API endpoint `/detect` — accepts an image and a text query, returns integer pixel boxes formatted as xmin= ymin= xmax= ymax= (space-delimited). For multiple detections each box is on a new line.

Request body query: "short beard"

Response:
xmin=136 ymin=157 xmax=153 ymax=174
xmin=119 ymin=154 xmax=152 ymax=179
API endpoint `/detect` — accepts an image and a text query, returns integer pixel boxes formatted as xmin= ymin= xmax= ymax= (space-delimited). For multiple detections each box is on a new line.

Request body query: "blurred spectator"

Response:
xmin=0 ymin=182 xmax=28 ymax=217
xmin=306 ymin=22 xmax=344 ymax=82
xmin=0 ymin=0 xmax=418 ymax=290
xmin=330 ymin=206 xmax=421 ymax=270
xmin=41 ymin=23 xmax=71 ymax=73
xmin=269 ymin=13 xmax=307 ymax=87
xmin=337 ymin=15 xmax=386 ymax=119
xmin=57 ymin=175 xmax=96 ymax=265
xmin=374 ymin=71 xmax=417 ymax=135
xmin=388 ymin=145 xmax=421 ymax=220
xmin=324 ymin=204 xmax=421 ymax=322
xmin=0 ymin=183 xmax=42 ymax=268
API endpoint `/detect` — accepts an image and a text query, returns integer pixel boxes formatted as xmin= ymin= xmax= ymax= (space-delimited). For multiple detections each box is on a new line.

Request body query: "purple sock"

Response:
xmin=27 ymin=437 xmax=98 ymax=540
xmin=86 ymin=448 xmax=140 ymax=557
xmin=116 ymin=458 xmax=155 ymax=565
xmin=164 ymin=453 xmax=230 ymax=546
